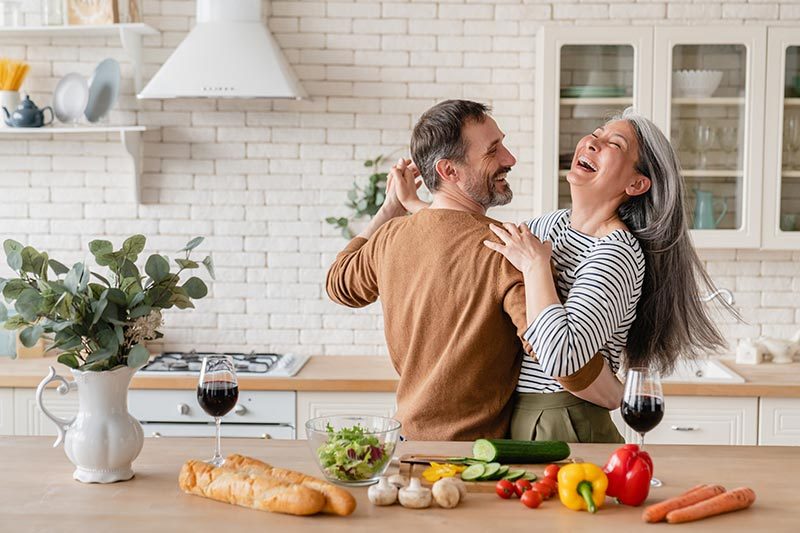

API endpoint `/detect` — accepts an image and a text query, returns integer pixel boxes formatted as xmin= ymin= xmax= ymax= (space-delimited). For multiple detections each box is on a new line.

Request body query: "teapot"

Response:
xmin=2 ymin=94 xmax=54 ymax=128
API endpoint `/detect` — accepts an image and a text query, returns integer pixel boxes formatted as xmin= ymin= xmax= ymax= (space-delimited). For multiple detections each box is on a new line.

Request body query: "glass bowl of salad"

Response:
xmin=305 ymin=415 xmax=401 ymax=486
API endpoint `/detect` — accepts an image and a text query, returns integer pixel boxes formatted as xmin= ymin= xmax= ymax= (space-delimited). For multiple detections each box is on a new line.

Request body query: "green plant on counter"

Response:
xmin=326 ymin=155 xmax=389 ymax=239
xmin=0 ymin=235 xmax=215 ymax=371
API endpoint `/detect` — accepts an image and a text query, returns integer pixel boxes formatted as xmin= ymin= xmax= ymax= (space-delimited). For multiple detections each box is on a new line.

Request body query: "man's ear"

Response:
xmin=626 ymin=174 xmax=651 ymax=197
xmin=435 ymin=159 xmax=459 ymax=184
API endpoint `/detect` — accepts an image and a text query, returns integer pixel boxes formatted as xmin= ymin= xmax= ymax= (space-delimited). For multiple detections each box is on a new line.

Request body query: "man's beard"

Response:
xmin=463 ymin=166 xmax=514 ymax=209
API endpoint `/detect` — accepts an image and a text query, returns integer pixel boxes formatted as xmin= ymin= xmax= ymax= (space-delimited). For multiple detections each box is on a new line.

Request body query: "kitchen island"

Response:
xmin=1 ymin=437 xmax=797 ymax=532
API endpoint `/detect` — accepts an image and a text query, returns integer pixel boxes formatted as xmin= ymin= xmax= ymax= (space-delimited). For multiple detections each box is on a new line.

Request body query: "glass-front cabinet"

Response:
xmin=653 ymin=27 xmax=766 ymax=248
xmin=534 ymin=27 xmax=653 ymax=217
xmin=763 ymin=28 xmax=800 ymax=249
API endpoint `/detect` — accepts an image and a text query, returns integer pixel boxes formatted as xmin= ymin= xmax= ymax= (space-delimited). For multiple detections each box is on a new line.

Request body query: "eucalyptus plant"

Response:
xmin=326 ymin=155 xmax=388 ymax=238
xmin=0 ymin=235 xmax=214 ymax=372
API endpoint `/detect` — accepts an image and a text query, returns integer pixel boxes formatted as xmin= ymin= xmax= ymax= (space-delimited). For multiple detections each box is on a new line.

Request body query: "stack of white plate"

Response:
xmin=52 ymin=58 xmax=121 ymax=125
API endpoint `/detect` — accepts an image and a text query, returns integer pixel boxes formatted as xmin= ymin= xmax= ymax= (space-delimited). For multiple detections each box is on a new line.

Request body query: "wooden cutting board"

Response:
xmin=397 ymin=454 xmax=579 ymax=493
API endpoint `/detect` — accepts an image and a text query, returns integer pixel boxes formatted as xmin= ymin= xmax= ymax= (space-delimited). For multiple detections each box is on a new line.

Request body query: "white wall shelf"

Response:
xmin=560 ymin=97 xmax=634 ymax=106
xmin=0 ymin=23 xmax=157 ymax=93
xmin=0 ymin=125 xmax=147 ymax=203
xmin=784 ymin=98 xmax=800 ymax=106
xmin=672 ymin=97 xmax=746 ymax=106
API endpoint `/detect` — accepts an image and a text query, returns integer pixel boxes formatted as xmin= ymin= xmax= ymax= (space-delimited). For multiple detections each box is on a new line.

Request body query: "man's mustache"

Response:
xmin=494 ymin=167 xmax=512 ymax=178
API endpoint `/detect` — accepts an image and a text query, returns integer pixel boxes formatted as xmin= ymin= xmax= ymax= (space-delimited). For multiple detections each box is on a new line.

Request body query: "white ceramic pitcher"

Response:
xmin=36 ymin=364 xmax=144 ymax=483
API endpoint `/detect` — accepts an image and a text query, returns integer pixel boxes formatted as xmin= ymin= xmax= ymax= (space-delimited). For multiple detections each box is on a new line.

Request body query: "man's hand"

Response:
xmin=390 ymin=158 xmax=428 ymax=213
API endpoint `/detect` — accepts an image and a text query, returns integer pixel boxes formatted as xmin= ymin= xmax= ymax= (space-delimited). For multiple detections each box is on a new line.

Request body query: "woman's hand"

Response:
xmin=390 ymin=158 xmax=429 ymax=213
xmin=483 ymin=222 xmax=553 ymax=274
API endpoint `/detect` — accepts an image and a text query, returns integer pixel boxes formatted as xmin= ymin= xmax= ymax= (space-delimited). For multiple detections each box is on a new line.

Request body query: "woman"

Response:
xmin=395 ymin=108 xmax=732 ymax=443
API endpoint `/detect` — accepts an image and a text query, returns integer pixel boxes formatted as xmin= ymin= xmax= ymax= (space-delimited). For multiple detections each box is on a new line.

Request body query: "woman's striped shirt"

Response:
xmin=517 ymin=209 xmax=645 ymax=393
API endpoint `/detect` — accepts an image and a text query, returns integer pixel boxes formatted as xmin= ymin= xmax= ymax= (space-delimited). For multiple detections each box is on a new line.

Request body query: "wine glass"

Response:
xmin=694 ymin=124 xmax=716 ymax=169
xmin=621 ymin=367 xmax=665 ymax=487
xmin=197 ymin=356 xmax=239 ymax=467
xmin=717 ymin=126 xmax=738 ymax=169
xmin=785 ymin=114 xmax=800 ymax=169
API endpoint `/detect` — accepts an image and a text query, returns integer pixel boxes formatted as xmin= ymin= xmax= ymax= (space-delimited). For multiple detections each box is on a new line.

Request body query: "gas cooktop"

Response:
xmin=138 ymin=351 xmax=309 ymax=377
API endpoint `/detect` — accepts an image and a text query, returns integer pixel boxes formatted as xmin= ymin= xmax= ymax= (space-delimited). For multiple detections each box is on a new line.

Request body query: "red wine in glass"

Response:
xmin=198 ymin=356 xmax=238 ymax=467
xmin=622 ymin=368 xmax=664 ymax=487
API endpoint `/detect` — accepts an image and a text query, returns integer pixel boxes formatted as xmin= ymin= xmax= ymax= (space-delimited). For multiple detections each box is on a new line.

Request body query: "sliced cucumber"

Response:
xmin=473 ymin=439 xmax=571 ymax=464
xmin=495 ymin=465 xmax=510 ymax=479
xmin=522 ymin=471 xmax=538 ymax=482
xmin=503 ymin=469 xmax=526 ymax=481
xmin=460 ymin=463 xmax=486 ymax=481
xmin=478 ymin=462 xmax=501 ymax=480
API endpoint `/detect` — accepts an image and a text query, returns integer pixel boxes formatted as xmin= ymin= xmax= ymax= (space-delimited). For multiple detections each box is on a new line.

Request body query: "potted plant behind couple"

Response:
xmin=0 ymin=235 xmax=214 ymax=483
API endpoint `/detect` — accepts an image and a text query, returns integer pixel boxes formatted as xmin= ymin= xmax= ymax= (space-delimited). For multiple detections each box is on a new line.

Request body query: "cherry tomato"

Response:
xmin=532 ymin=481 xmax=553 ymax=499
xmin=544 ymin=464 xmax=560 ymax=481
xmin=496 ymin=479 xmax=516 ymax=499
xmin=520 ymin=489 xmax=543 ymax=509
xmin=540 ymin=477 xmax=557 ymax=492
xmin=514 ymin=479 xmax=533 ymax=497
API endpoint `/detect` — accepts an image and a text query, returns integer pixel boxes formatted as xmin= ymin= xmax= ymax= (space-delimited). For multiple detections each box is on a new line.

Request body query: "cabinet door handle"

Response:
xmin=235 ymin=404 xmax=247 ymax=415
xmin=261 ymin=433 xmax=272 ymax=440
xmin=177 ymin=403 xmax=190 ymax=415
xmin=152 ymin=432 xmax=162 ymax=438
xmin=670 ymin=425 xmax=699 ymax=431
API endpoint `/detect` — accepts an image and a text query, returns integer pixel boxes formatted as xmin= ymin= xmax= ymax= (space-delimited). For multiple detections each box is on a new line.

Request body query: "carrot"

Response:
xmin=665 ymin=487 xmax=756 ymax=524
xmin=641 ymin=484 xmax=726 ymax=523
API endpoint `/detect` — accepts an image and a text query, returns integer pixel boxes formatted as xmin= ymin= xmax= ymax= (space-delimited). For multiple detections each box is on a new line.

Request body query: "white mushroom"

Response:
xmin=398 ymin=477 xmax=432 ymax=509
xmin=368 ymin=476 xmax=398 ymax=506
xmin=432 ymin=478 xmax=461 ymax=508
xmin=387 ymin=473 xmax=408 ymax=489
xmin=437 ymin=476 xmax=467 ymax=501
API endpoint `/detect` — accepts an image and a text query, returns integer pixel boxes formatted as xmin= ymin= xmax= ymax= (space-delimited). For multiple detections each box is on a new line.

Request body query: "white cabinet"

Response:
xmin=758 ymin=398 xmax=800 ymax=446
xmin=613 ymin=396 xmax=758 ymax=445
xmin=13 ymin=388 xmax=78 ymax=437
xmin=535 ymin=25 xmax=791 ymax=249
xmin=0 ymin=389 xmax=13 ymax=436
xmin=296 ymin=392 xmax=396 ymax=439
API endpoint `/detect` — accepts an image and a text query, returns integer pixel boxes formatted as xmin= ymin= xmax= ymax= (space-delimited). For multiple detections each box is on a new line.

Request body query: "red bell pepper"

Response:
xmin=602 ymin=444 xmax=653 ymax=506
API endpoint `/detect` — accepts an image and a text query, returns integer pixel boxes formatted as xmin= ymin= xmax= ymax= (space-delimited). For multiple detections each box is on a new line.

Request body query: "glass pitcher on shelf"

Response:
xmin=693 ymin=189 xmax=728 ymax=230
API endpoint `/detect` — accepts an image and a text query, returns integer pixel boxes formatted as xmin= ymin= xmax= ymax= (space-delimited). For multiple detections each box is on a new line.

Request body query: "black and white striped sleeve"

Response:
xmin=522 ymin=238 xmax=644 ymax=378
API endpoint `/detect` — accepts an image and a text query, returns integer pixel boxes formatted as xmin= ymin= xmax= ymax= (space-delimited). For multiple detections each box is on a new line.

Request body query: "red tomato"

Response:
xmin=544 ymin=464 xmax=560 ymax=481
xmin=520 ymin=489 xmax=543 ymax=509
xmin=532 ymin=481 xmax=553 ymax=499
xmin=514 ymin=479 xmax=533 ymax=497
xmin=496 ymin=479 xmax=516 ymax=499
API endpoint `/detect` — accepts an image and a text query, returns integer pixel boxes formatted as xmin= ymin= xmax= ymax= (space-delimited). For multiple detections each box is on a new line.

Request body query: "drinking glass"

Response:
xmin=694 ymin=124 xmax=715 ymax=169
xmin=785 ymin=115 xmax=800 ymax=169
xmin=197 ymin=356 xmax=238 ymax=467
xmin=621 ymin=367 xmax=665 ymax=487
xmin=717 ymin=126 xmax=738 ymax=169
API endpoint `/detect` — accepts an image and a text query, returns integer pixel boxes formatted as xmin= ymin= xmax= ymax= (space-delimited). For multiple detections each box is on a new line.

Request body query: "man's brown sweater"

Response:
xmin=326 ymin=209 xmax=531 ymax=441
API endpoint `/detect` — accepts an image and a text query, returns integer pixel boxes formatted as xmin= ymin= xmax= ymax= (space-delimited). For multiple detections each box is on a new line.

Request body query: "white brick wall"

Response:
xmin=1 ymin=0 xmax=799 ymax=359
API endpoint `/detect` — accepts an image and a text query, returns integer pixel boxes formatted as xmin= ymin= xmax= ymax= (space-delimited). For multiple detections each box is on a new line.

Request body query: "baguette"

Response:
xmin=226 ymin=453 xmax=357 ymax=516
xmin=179 ymin=459 xmax=326 ymax=516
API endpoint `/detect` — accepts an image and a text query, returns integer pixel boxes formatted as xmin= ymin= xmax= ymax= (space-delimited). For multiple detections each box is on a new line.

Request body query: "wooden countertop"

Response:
xmin=1 ymin=437 xmax=796 ymax=532
xmin=1 ymin=355 xmax=799 ymax=397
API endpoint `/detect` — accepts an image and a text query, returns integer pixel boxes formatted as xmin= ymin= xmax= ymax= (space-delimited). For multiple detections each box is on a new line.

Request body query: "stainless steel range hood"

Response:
xmin=137 ymin=0 xmax=306 ymax=99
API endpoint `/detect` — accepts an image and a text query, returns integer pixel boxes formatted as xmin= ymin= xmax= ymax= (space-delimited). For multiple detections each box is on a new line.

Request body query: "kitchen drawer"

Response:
xmin=759 ymin=397 xmax=800 ymax=446
xmin=13 ymin=387 xmax=80 ymax=436
xmin=296 ymin=391 xmax=397 ymax=439
xmin=614 ymin=396 xmax=758 ymax=445
xmin=0 ymin=389 xmax=13 ymax=436
xmin=129 ymin=389 xmax=295 ymax=425
xmin=140 ymin=422 xmax=294 ymax=440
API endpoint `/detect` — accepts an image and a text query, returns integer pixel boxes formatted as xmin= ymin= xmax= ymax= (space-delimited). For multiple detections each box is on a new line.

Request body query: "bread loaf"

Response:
xmin=226 ymin=453 xmax=357 ymax=516
xmin=178 ymin=459 xmax=326 ymax=516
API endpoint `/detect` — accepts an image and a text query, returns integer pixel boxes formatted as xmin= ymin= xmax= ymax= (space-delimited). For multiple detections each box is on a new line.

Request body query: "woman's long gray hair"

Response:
xmin=612 ymin=107 xmax=735 ymax=374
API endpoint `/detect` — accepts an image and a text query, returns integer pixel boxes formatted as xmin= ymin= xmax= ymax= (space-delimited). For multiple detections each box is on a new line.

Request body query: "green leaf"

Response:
xmin=175 ymin=258 xmax=199 ymax=269
xmin=179 ymin=236 xmax=204 ymax=253
xmin=3 ymin=239 xmax=22 ymax=256
xmin=105 ymin=288 xmax=127 ymax=306
xmin=128 ymin=291 xmax=146 ymax=308
xmin=145 ymin=255 xmax=170 ymax=283
xmin=91 ymin=271 xmax=111 ymax=286
xmin=129 ymin=304 xmax=152 ymax=319
xmin=7 ymin=251 xmax=22 ymax=271
xmin=91 ymin=299 xmax=108 ymax=326
xmin=122 ymin=235 xmax=146 ymax=260
xmin=89 ymin=239 xmax=113 ymax=258
xmin=115 ymin=325 xmax=124 ymax=345
xmin=120 ymin=259 xmax=140 ymax=280
xmin=48 ymin=259 xmax=69 ymax=276
xmin=170 ymin=292 xmax=194 ymax=309
xmin=182 ymin=277 xmax=208 ymax=299
xmin=64 ymin=263 xmax=84 ymax=295
xmin=96 ymin=328 xmax=119 ymax=351
xmin=127 ymin=343 xmax=150 ymax=368
xmin=19 ymin=325 xmax=44 ymax=347
xmin=3 ymin=315 xmax=27 ymax=330
xmin=85 ymin=348 xmax=114 ymax=365
xmin=50 ymin=333 xmax=82 ymax=351
xmin=15 ymin=289 xmax=43 ymax=321
xmin=19 ymin=246 xmax=43 ymax=275
xmin=57 ymin=353 xmax=80 ymax=369
xmin=0 ymin=305 xmax=6 ymax=322
xmin=2 ymin=279 xmax=27 ymax=300
xmin=202 ymin=256 xmax=215 ymax=280
xmin=364 ymin=160 xmax=374 ymax=167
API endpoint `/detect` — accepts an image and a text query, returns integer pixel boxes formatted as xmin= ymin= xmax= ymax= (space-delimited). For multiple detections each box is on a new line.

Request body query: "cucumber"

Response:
xmin=460 ymin=463 xmax=485 ymax=481
xmin=472 ymin=439 xmax=570 ymax=464
xmin=495 ymin=465 xmax=510 ymax=479
xmin=503 ymin=469 xmax=526 ymax=481
xmin=478 ymin=462 xmax=501 ymax=480
xmin=522 ymin=471 xmax=538 ymax=482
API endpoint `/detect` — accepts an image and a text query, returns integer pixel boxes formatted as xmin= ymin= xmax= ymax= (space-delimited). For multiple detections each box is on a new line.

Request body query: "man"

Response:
xmin=326 ymin=100 xmax=600 ymax=440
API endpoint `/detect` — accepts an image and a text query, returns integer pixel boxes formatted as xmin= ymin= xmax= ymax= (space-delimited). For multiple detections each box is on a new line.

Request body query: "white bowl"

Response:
xmin=672 ymin=69 xmax=723 ymax=98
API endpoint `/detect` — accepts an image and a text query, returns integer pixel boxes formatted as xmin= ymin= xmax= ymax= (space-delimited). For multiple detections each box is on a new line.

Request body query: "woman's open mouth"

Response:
xmin=575 ymin=155 xmax=598 ymax=173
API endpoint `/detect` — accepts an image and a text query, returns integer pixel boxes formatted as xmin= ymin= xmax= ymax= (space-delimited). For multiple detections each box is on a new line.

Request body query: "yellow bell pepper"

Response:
xmin=557 ymin=463 xmax=608 ymax=513
xmin=422 ymin=462 xmax=466 ymax=482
